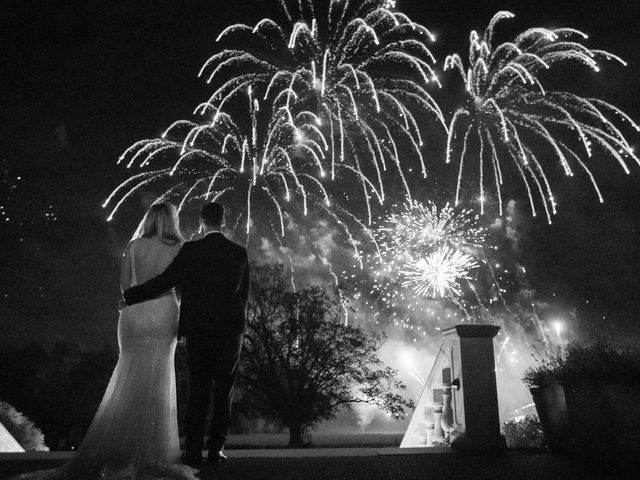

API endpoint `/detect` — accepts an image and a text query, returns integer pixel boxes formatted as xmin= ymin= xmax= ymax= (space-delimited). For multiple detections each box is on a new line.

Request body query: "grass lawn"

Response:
xmin=223 ymin=432 xmax=404 ymax=449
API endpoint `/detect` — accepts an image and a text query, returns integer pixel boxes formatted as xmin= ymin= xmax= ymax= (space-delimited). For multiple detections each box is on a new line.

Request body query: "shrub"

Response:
xmin=502 ymin=415 xmax=545 ymax=449
xmin=0 ymin=401 xmax=49 ymax=451
xmin=522 ymin=341 xmax=640 ymax=389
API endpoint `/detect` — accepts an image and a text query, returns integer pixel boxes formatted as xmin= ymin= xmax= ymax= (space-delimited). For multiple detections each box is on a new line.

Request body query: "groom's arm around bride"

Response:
xmin=123 ymin=202 xmax=250 ymax=339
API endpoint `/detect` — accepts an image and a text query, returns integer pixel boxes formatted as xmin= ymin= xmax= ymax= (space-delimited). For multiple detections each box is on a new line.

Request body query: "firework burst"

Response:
xmin=378 ymin=200 xmax=486 ymax=251
xmin=104 ymin=87 xmax=369 ymax=258
xmin=346 ymin=201 xmax=489 ymax=331
xmin=401 ymin=245 xmax=478 ymax=298
xmin=444 ymin=11 xmax=639 ymax=222
xmin=372 ymin=201 xmax=484 ymax=302
xmin=204 ymin=0 xmax=446 ymax=216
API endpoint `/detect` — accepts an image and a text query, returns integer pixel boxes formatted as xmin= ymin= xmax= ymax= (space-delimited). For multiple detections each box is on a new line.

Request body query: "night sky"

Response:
xmin=2 ymin=0 xmax=639 ymax=350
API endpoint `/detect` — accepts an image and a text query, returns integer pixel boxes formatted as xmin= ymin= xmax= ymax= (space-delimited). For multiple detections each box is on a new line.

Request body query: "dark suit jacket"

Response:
xmin=124 ymin=232 xmax=249 ymax=338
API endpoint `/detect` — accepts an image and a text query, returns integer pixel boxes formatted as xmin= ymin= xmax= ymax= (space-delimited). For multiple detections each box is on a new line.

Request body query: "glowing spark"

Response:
xmin=205 ymin=0 xmax=446 ymax=204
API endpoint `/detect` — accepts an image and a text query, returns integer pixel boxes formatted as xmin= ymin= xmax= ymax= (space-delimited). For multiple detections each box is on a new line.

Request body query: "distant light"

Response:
xmin=551 ymin=320 xmax=564 ymax=339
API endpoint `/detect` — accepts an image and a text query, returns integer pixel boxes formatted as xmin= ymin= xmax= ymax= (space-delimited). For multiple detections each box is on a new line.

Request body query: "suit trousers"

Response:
xmin=184 ymin=333 xmax=243 ymax=455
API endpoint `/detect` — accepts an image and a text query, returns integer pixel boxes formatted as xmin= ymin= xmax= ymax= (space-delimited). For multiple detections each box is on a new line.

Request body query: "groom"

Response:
xmin=124 ymin=202 xmax=250 ymax=467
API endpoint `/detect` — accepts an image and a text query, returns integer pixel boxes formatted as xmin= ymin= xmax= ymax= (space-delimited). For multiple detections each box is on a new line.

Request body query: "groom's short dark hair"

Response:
xmin=200 ymin=202 xmax=224 ymax=227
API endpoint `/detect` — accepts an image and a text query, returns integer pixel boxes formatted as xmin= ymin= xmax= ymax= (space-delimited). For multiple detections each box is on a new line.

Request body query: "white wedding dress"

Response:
xmin=14 ymin=239 xmax=197 ymax=480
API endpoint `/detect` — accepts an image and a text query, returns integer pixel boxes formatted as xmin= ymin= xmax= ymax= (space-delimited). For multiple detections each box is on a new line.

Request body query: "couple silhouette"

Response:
xmin=14 ymin=202 xmax=249 ymax=480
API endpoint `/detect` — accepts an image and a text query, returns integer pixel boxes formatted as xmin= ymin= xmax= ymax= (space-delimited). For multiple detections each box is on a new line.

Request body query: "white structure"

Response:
xmin=401 ymin=324 xmax=506 ymax=451
xmin=0 ymin=421 xmax=25 ymax=452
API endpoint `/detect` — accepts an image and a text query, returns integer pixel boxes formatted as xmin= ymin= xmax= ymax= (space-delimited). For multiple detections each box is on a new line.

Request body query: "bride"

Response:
xmin=14 ymin=202 xmax=197 ymax=480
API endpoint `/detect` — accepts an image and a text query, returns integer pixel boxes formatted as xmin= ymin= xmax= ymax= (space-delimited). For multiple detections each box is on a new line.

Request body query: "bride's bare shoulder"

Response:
xmin=126 ymin=237 xmax=147 ymax=253
xmin=131 ymin=236 xmax=183 ymax=253
xmin=127 ymin=236 xmax=157 ymax=255
xmin=133 ymin=235 xmax=160 ymax=246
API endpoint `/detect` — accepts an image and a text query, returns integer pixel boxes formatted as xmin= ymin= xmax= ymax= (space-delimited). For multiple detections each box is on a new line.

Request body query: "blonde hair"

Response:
xmin=139 ymin=202 xmax=184 ymax=245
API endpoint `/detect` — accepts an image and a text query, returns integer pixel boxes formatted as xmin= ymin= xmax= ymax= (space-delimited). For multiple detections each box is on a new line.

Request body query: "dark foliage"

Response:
xmin=0 ymin=401 xmax=48 ymax=451
xmin=502 ymin=415 xmax=545 ymax=449
xmin=523 ymin=341 xmax=640 ymax=388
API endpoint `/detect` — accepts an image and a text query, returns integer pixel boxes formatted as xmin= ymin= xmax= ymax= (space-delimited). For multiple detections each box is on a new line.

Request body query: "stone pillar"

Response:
xmin=443 ymin=324 xmax=506 ymax=452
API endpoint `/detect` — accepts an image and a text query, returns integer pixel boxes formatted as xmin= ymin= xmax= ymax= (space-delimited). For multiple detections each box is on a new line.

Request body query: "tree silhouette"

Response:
xmin=238 ymin=264 xmax=414 ymax=446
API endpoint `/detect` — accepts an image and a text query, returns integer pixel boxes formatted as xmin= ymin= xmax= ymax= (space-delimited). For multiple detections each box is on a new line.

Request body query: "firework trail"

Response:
xmin=444 ymin=11 xmax=639 ymax=222
xmin=204 ymin=0 xmax=446 ymax=216
xmin=103 ymin=87 xmax=369 ymax=258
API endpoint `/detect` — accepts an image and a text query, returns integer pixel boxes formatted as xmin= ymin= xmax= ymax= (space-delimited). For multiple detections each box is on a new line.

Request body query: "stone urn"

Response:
xmin=532 ymin=382 xmax=640 ymax=458
xmin=530 ymin=381 xmax=570 ymax=455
